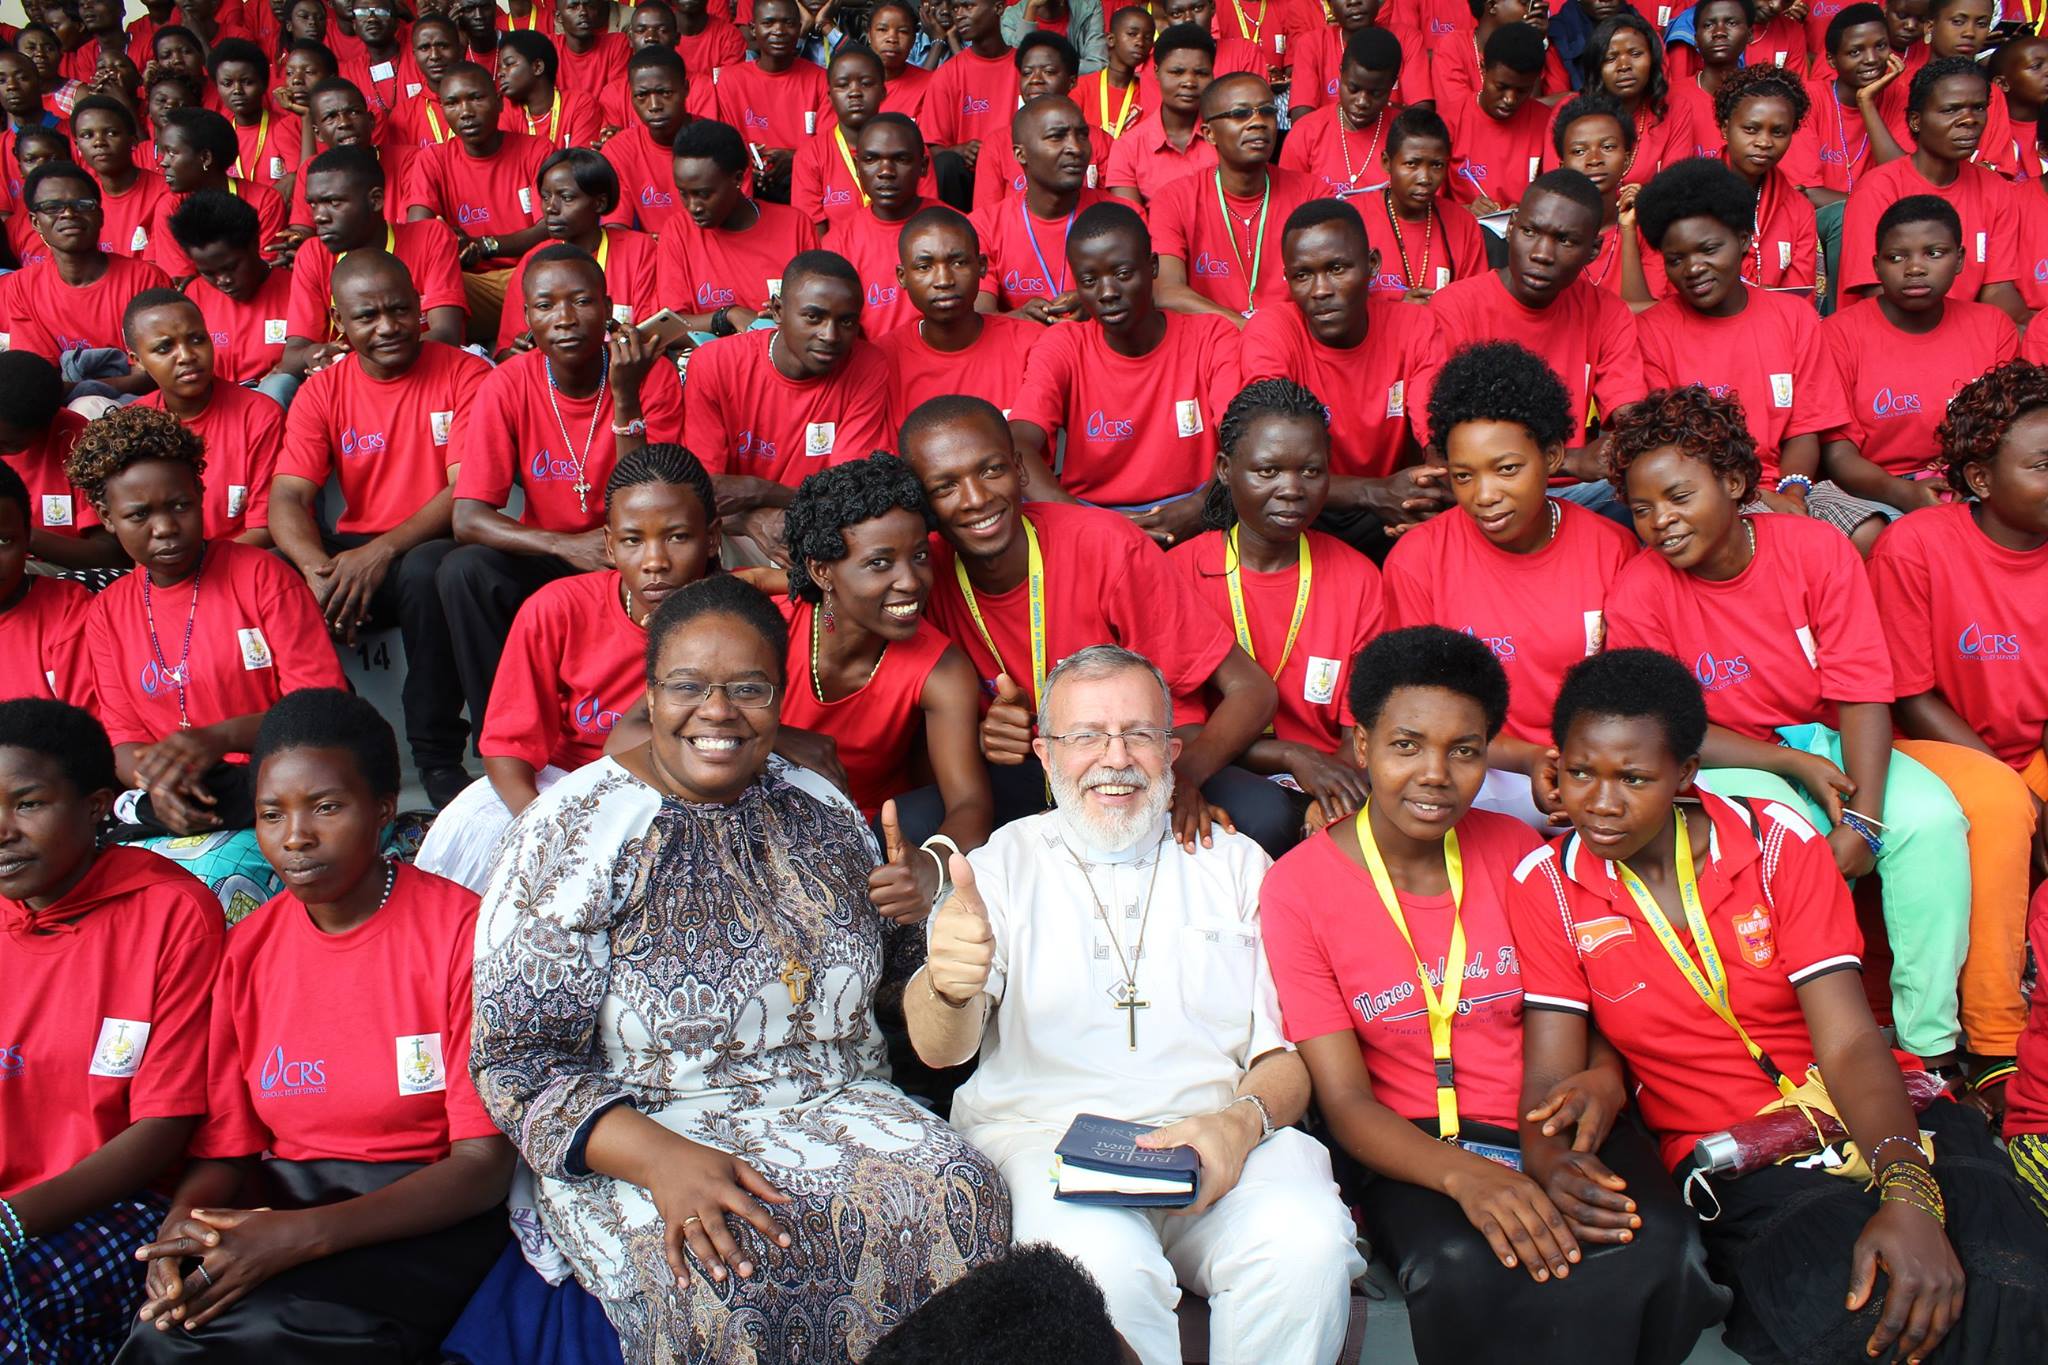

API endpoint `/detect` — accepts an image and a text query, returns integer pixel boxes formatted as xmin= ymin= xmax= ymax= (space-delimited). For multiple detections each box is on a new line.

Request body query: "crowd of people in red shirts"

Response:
xmin=3 ymin=0 xmax=2048 ymax=1362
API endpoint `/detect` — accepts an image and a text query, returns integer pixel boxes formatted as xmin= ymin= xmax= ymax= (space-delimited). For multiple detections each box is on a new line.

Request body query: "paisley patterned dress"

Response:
xmin=470 ymin=759 xmax=1011 ymax=1364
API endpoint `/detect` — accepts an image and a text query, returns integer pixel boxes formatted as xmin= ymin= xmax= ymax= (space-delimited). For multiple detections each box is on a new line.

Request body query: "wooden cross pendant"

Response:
xmin=1112 ymin=981 xmax=1149 ymax=1050
xmin=780 ymin=958 xmax=812 ymax=1008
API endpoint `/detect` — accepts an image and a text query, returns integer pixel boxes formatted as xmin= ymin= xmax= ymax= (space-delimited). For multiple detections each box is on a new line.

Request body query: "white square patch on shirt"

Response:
xmin=1976 ymin=231 xmax=1987 ymax=263
xmin=1794 ymin=624 xmax=1819 ymax=669
xmin=431 ymin=410 xmax=455 ymax=445
xmin=1302 ymin=656 xmax=1341 ymax=705
xmin=1086 ymin=164 xmax=1099 ymax=189
xmin=264 ymin=318 xmax=288 ymax=345
xmin=269 ymin=156 xmax=286 ymax=181
xmin=130 ymin=225 xmax=149 ymax=252
xmin=227 ymin=484 xmax=248 ymax=518
xmin=766 ymin=277 xmax=783 ymax=300
xmin=89 ymin=1018 xmax=151 ymax=1078
xmin=396 ymin=1033 xmax=448 ymax=1096
xmin=612 ymin=304 xmax=636 ymax=325
xmin=1769 ymin=373 xmax=1794 ymax=408
xmin=1175 ymin=399 xmax=1203 ymax=438
xmin=370 ymin=61 xmax=395 ymax=81
xmin=1583 ymin=609 xmax=1607 ymax=656
xmin=238 ymin=627 xmax=274 ymax=671
xmin=41 ymin=494 xmax=72 ymax=527
xmin=805 ymin=422 xmax=836 ymax=457
xmin=1385 ymin=380 xmax=1405 ymax=418
xmin=1778 ymin=240 xmax=1792 ymax=271
xmin=517 ymin=186 xmax=535 ymax=217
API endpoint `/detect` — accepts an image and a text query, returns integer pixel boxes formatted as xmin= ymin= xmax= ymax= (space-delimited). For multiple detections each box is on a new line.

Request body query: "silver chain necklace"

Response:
xmin=543 ymin=350 xmax=608 ymax=514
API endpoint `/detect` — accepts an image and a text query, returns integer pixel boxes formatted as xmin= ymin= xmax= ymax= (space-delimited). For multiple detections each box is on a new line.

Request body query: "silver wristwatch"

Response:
xmin=1229 ymin=1093 xmax=1275 ymax=1143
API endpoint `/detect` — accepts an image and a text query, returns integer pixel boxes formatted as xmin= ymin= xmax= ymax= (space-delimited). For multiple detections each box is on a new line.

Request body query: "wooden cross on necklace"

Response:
xmin=780 ymin=958 xmax=812 ymax=1008
xmin=1111 ymin=979 xmax=1149 ymax=1050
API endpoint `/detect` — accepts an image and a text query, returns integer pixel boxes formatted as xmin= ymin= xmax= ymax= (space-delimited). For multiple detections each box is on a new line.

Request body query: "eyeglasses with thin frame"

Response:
xmin=652 ymin=678 xmax=779 ymax=709
xmin=29 ymin=197 xmax=98 ymax=219
xmin=1209 ymin=101 xmax=1279 ymax=124
xmin=1043 ymin=726 xmax=1172 ymax=757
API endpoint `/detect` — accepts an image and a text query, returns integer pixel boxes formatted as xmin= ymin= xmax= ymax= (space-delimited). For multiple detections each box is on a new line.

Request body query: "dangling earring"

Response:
xmin=821 ymin=589 xmax=836 ymax=633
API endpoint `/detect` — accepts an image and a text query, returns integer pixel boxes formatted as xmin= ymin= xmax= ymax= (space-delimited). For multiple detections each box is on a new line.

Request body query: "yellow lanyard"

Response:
xmin=1099 ymin=72 xmax=1137 ymax=137
xmin=954 ymin=517 xmax=1046 ymax=707
xmin=1615 ymin=810 xmax=1797 ymax=1099
xmin=832 ymin=124 xmax=870 ymax=207
xmin=1355 ymin=804 xmax=1468 ymax=1142
xmin=1231 ymin=0 xmax=1266 ymax=47
xmin=424 ymin=100 xmax=451 ymax=144
xmin=232 ymin=108 xmax=268 ymax=179
xmin=1223 ymin=525 xmax=1310 ymax=734
xmin=594 ymin=229 xmax=610 ymax=272
xmin=509 ymin=7 xmax=540 ymax=30
xmin=528 ymin=90 xmax=562 ymax=143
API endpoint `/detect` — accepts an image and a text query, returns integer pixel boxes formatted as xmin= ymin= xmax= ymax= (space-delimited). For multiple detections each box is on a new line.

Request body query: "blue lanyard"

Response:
xmin=1020 ymin=197 xmax=1075 ymax=298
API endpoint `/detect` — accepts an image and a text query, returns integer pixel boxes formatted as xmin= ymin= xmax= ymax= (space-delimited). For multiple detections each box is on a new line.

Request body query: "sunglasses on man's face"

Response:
xmin=1209 ymin=101 xmax=1279 ymax=123
xmin=30 ymin=197 xmax=98 ymax=219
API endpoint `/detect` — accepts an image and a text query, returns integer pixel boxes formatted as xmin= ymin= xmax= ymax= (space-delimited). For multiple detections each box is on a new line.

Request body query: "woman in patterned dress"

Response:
xmin=469 ymin=574 xmax=1011 ymax=1365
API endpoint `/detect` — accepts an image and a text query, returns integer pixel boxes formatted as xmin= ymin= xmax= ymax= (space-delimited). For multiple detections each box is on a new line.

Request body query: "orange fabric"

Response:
xmin=2022 ymin=749 xmax=2048 ymax=804
xmin=1897 ymin=739 xmax=2040 ymax=1057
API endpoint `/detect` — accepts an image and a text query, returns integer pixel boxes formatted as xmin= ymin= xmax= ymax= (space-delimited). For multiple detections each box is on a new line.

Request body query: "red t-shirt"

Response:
xmin=1165 ymin=528 xmax=1384 ymax=749
xmin=135 ymin=382 xmax=284 ymax=539
xmin=1073 ymin=70 xmax=1149 ymax=138
xmin=1510 ymin=790 xmax=1870 ymax=1168
xmin=231 ymin=109 xmax=303 ymax=190
xmin=1351 ymin=187 xmax=1490 ymax=297
xmin=0 ymin=254 xmax=172 ymax=359
xmin=402 ymin=132 xmax=551 ymax=266
xmin=1839 ymin=157 xmax=2020 ymax=297
xmin=150 ymin=179 xmax=286 ymax=278
xmin=85 ymin=539 xmax=347 ymax=747
xmin=99 ymin=172 xmax=173 ymax=259
xmin=1278 ymin=102 xmax=1398 ymax=201
xmin=881 ymin=64 xmax=935 ymax=124
xmin=923 ymin=500 xmax=1235 ymax=706
xmin=1606 ymin=512 xmax=1896 ymax=737
xmin=675 ymin=20 xmax=748 ymax=91
xmin=653 ymin=199 xmax=818 ymax=313
xmin=2008 ymin=882 xmax=2048 ymax=1139
xmin=1148 ymin=166 xmax=1323 ymax=316
xmin=1385 ymin=501 xmax=1638 ymax=746
xmin=969 ymin=187 xmax=1120 ymax=309
xmin=1102 ymin=112 xmax=1219 ymax=204
xmin=1794 ymin=75 xmax=1908 ymax=196
xmin=1286 ymin=21 xmax=1424 ymax=113
xmin=2012 ymin=182 xmax=2048 ymax=313
xmin=1421 ymin=271 xmax=1647 ymax=449
xmin=185 ymin=264 xmax=294 ymax=383
xmin=822 ymin=200 xmax=940 ymax=333
xmin=281 ymin=342 xmax=491 ymax=534
xmin=497 ymin=87 xmax=605 ymax=150
xmin=0 ymin=575 xmax=95 ymax=709
xmin=481 ymin=569 xmax=646 ymax=772
xmin=682 ymin=326 xmax=893 ymax=482
xmin=192 ymin=865 xmax=497 ymax=1165
xmin=0 ymin=848 xmax=223 ymax=1197
xmin=453 ymin=347 xmax=687 ymax=533
xmin=780 ymin=596 xmax=951 ymax=817
xmin=2 ymin=408 xmax=95 ymax=538
xmin=556 ymin=31 xmax=631 ymax=117
xmin=875 ymin=313 xmax=1044 ymax=429
xmin=1821 ymin=297 xmax=2020 ymax=477
xmin=1008 ymin=311 xmax=1241 ymax=506
xmin=286 ymin=220 xmax=469 ymax=342
xmin=712 ymin=58 xmax=829 ymax=150
xmin=286 ymin=150 xmax=411 ymax=230
xmin=1441 ymin=90 xmax=1550 ymax=206
xmin=1263 ymin=812 xmax=1541 ymax=1129
xmin=1735 ymin=166 xmax=1820 ymax=294
xmin=495 ymin=226 xmax=661 ymax=353
xmin=1636 ymin=286 xmax=1846 ymax=485
xmin=598 ymin=121 xmax=688 ymax=236
xmin=1239 ymin=296 xmax=1437 ymax=480
xmin=1869 ymin=503 xmax=2048 ymax=771
xmin=920 ymin=47 xmax=1020 ymax=150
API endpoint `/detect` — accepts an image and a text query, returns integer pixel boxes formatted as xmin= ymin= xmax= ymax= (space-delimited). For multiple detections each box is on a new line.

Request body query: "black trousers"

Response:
xmin=433 ymin=545 xmax=575 ymax=758
xmin=329 ymin=534 xmax=469 ymax=772
xmin=1347 ymin=1119 xmax=1727 ymax=1365
xmin=112 ymin=1159 xmax=507 ymax=1365
xmin=1678 ymin=1098 xmax=2048 ymax=1364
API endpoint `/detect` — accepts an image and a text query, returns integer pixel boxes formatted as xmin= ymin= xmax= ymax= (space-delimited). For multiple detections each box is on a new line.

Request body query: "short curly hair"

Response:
xmin=1605 ymin=386 xmax=1760 ymax=504
xmin=1634 ymin=156 xmax=1756 ymax=250
xmin=252 ymin=688 xmax=402 ymax=800
xmin=1426 ymin=341 xmax=1574 ymax=454
xmin=781 ymin=454 xmax=936 ymax=604
xmin=1551 ymin=648 xmax=1709 ymax=761
xmin=1712 ymin=60 xmax=1811 ymax=131
xmin=1199 ymin=377 xmax=1330 ymax=531
xmin=1937 ymin=359 xmax=2048 ymax=492
xmin=66 ymin=404 xmax=207 ymax=511
xmin=1347 ymin=625 xmax=1511 ymax=742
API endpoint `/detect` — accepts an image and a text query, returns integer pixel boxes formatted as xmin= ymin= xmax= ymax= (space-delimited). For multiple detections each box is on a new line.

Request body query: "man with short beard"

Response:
xmin=906 ymin=642 xmax=1366 ymax=1365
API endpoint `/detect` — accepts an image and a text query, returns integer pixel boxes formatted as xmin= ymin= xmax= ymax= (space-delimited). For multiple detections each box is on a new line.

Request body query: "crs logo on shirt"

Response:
xmin=2034 ymin=258 xmax=2048 ymax=283
xmin=960 ymin=94 xmax=992 ymax=116
xmin=695 ymin=282 xmax=737 ymax=308
xmin=1957 ymin=622 xmax=2021 ymax=661
xmin=572 ymin=694 xmax=623 ymax=733
xmin=1693 ymin=651 xmax=1752 ymax=692
xmin=1084 ymin=410 xmax=1134 ymax=441
xmin=1001 ymin=270 xmax=1050 ymax=297
xmin=0 ymin=1043 xmax=22 ymax=1077
xmin=734 ymin=429 xmax=779 ymax=462
xmin=1872 ymin=387 xmax=1923 ymax=418
xmin=1191 ymin=252 xmax=1234 ymax=277
xmin=258 ymin=1044 xmax=328 ymax=1097
xmin=640 ymin=185 xmax=676 ymax=208
xmin=210 ymin=330 xmax=231 ymax=348
xmin=822 ymin=186 xmax=852 ymax=207
xmin=1461 ymin=627 xmax=1516 ymax=661
xmin=1455 ymin=163 xmax=1486 ymax=186
xmin=139 ymin=659 xmax=187 ymax=697
xmin=743 ymin=109 xmax=771 ymax=132
xmin=456 ymin=203 xmax=494 ymax=226
xmin=865 ymin=281 xmax=899 ymax=308
xmin=528 ymin=446 xmax=590 ymax=483
xmin=340 ymin=428 xmax=388 ymax=460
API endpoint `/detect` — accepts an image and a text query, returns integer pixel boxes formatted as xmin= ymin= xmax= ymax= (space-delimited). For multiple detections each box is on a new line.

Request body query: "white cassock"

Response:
xmin=945 ymin=810 xmax=1367 ymax=1365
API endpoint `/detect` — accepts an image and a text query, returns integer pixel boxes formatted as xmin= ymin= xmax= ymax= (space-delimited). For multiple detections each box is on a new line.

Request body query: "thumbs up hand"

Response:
xmin=980 ymin=673 xmax=1035 ymax=766
xmin=867 ymin=800 xmax=940 ymax=926
xmin=926 ymin=854 xmax=994 ymax=1007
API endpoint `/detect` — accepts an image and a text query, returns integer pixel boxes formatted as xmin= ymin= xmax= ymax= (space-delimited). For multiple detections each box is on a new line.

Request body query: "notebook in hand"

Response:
xmin=1053 ymin=1113 xmax=1199 ymax=1207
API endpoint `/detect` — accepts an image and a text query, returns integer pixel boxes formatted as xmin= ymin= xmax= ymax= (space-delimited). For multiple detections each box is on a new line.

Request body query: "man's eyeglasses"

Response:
xmin=29 ymin=198 xmax=97 ymax=219
xmin=653 ymin=678 xmax=778 ymax=709
xmin=1044 ymin=727 xmax=1171 ymax=757
xmin=1209 ymin=102 xmax=1279 ymax=124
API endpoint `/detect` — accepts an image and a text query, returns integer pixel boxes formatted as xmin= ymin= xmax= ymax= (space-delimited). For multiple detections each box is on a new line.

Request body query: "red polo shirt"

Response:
xmin=653 ymin=199 xmax=818 ymax=313
xmin=185 ymin=264 xmax=295 ymax=383
xmin=1008 ymin=310 xmax=1242 ymax=506
xmin=875 ymin=313 xmax=1043 ymax=427
xmin=481 ymin=569 xmax=647 ymax=773
xmin=681 ymin=327 xmax=895 ymax=483
xmin=1821 ymin=296 xmax=2020 ymax=478
xmin=1239 ymin=295 xmax=1438 ymax=479
xmin=1102 ymin=112 xmax=1219 ymax=203
xmin=279 ymin=342 xmax=492 ymax=534
xmin=135 ymin=383 xmax=285 ymax=539
xmin=1148 ymin=165 xmax=1322 ymax=315
xmin=286 ymin=220 xmax=469 ymax=341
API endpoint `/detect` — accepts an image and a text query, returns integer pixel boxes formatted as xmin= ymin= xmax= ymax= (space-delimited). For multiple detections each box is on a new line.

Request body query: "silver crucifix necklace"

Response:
xmin=1066 ymin=831 xmax=1168 ymax=1050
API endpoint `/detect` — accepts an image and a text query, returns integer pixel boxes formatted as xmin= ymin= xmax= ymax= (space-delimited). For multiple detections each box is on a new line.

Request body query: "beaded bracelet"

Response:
xmin=1868 ymin=1134 xmax=1924 ymax=1170
xmin=0 ymin=1197 xmax=24 ymax=1254
xmin=1877 ymin=1161 xmax=1946 ymax=1226
xmin=1838 ymin=809 xmax=1884 ymax=857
